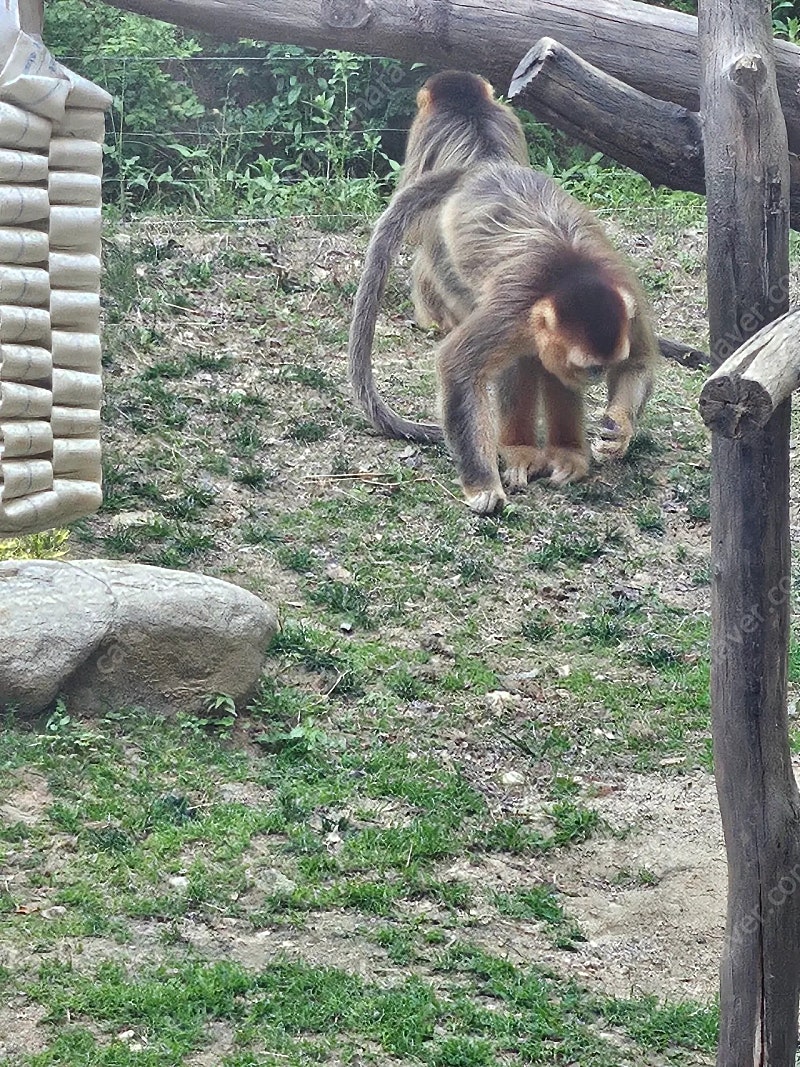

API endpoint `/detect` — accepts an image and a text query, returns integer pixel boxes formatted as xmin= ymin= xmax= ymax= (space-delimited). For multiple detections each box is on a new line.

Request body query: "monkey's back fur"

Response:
xmin=428 ymin=163 xmax=642 ymax=325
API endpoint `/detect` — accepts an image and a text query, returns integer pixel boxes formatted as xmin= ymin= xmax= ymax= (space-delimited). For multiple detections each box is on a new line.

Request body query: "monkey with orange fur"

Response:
xmin=348 ymin=71 xmax=660 ymax=514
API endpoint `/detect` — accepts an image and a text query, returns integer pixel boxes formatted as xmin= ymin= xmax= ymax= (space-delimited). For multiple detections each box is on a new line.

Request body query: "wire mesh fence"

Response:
xmin=47 ymin=50 xmax=417 ymax=217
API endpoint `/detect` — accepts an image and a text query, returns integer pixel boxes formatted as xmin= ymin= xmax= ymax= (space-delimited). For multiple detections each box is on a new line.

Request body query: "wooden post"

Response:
xmin=699 ymin=0 xmax=800 ymax=1062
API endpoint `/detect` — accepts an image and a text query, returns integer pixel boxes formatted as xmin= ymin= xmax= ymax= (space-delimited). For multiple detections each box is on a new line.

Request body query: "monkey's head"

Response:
xmin=416 ymin=71 xmax=496 ymax=119
xmin=530 ymin=272 xmax=636 ymax=388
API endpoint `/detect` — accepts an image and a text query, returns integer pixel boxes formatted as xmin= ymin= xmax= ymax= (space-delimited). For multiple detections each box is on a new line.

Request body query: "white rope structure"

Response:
xmin=0 ymin=9 xmax=110 ymax=535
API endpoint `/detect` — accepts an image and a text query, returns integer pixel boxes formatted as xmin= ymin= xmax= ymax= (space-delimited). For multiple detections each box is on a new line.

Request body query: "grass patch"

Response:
xmin=528 ymin=523 xmax=624 ymax=570
xmin=20 ymin=953 xmax=715 ymax=1066
xmin=491 ymin=886 xmax=585 ymax=948
xmin=4 ymin=183 xmax=728 ymax=1063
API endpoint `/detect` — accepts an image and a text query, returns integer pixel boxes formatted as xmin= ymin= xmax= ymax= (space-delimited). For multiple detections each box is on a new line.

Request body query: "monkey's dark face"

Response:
xmin=529 ymin=289 xmax=635 ymax=388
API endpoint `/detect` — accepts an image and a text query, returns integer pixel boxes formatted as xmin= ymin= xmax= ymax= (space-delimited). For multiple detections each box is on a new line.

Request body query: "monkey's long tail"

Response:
xmin=348 ymin=169 xmax=465 ymax=444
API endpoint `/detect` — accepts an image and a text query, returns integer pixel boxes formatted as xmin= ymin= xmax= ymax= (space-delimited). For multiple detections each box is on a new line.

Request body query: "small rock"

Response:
xmin=500 ymin=770 xmax=527 ymax=787
xmin=109 ymin=510 xmax=157 ymax=529
xmin=40 ymin=905 xmax=67 ymax=919
xmin=325 ymin=562 xmax=352 ymax=583
xmin=169 ymin=876 xmax=189 ymax=890
xmin=485 ymin=690 xmax=518 ymax=712
xmin=259 ymin=869 xmax=297 ymax=895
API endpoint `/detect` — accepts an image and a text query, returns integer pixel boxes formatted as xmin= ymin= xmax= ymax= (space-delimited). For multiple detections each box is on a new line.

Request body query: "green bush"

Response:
xmin=645 ymin=0 xmax=800 ymax=38
xmin=44 ymin=1 xmax=416 ymax=212
xmin=45 ymin=0 xmax=205 ymax=206
xmin=46 ymin=0 xmax=796 ymax=213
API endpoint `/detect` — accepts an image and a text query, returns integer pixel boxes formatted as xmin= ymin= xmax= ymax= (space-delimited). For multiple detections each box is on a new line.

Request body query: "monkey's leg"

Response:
xmin=411 ymin=249 xmax=463 ymax=333
xmin=437 ymin=318 xmax=507 ymax=515
xmin=541 ymin=371 xmax=590 ymax=485
xmin=592 ymin=360 xmax=653 ymax=463
xmin=411 ymin=254 xmax=450 ymax=330
xmin=496 ymin=357 xmax=547 ymax=492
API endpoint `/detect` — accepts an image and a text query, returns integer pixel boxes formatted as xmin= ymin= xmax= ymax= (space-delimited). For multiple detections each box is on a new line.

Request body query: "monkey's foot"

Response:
xmin=591 ymin=411 xmax=634 ymax=463
xmin=545 ymin=446 xmax=590 ymax=486
xmin=499 ymin=445 xmax=547 ymax=492
xmin=463 ymin=483 xmax=507 ymax=515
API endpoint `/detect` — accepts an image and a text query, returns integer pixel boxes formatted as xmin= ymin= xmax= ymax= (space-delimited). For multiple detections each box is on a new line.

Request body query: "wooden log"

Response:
xmin=510 ymin=38 xmax=800 ymax=230
xmin=699 ymin=309 xmax=800 ymax=437
xmin=657 ymin=336 xmax=708 ymax=369
xmin=510 ymin=38 xmax=704 ymax=194
xmin=100 ymin=0 xmax=800 ymax=154
xmin=700 ymin=1 xmax=800 ymax=1064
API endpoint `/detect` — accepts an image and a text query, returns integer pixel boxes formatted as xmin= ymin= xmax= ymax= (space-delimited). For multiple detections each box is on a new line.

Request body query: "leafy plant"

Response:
xmin=772 ymin=0 xmax=800 ymax=39
xmin=45 ymin=0 xmax=206 ymax=209
xmin=0 ymin=529 xmax=70 ymax=560
xmin=35 ymin=701 xmax=104 ymax=754
xmin=45 ymin=8 xmax=408 ymax=211
xmin=257 ymin=716 xmax=332 ymax=756
xmin=650 ymin=0 xmax=800 ymax=40
xmin=179 ymin=693 xmax=238 ymax=738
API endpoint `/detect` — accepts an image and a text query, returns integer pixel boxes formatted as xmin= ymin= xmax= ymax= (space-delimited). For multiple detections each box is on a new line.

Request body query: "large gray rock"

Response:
xmin=0 ymin=559 xmax=277 ymax=717
xmin=0 ymin=559 xmax=114 ymax=713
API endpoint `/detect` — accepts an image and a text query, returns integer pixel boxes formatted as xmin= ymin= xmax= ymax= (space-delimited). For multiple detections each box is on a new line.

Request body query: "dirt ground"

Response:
xmin=1 ymin=763 xmax=727 ymax=1005
xmin=15 ymin=190 xmax=800 ymax=1050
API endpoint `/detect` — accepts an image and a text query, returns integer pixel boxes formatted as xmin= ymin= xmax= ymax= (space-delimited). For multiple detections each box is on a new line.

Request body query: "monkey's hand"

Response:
xmin=591 ymin=411 xmax=635 ymax=464
xmin=546 ymin=446 xmax=590 ymax=486
xmin=499 ymin=445 xmax=547 ymax=492
xmin=463 ymin=484 xmax=507 ymax=515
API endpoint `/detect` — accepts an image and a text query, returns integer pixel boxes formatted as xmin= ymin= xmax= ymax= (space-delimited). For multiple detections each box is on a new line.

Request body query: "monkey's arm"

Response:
xmin=348 ymin=169 xmax=466 ymax=444
xmin=592 ymin=330 xmax=657 ymax=463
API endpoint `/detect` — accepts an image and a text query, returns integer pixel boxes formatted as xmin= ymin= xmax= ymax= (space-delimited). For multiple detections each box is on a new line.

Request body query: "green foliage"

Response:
xmin=42 ymin=0 xmax=800 ymax=211
xmin=520 ymin=609 xmax=557 ymax=643
xmin=0 ymin=529 xmax=70 ymax=560
xmin=178 ymin=693 xmax=239 ymax=738
xmin=491 ymin=885 xmax=585 ymax=948
xmin=642 ymin=0 xmax=696 ymax=11
xmin=35 ymin=701 xmax=105 ymax=754
xmin=648 ymin=0 xmax=800 ymax=39
xmin=256 ymin=716 xmax=333 ymax=757
xmin=45 ymin=4 xmax=411 ymax=211
xmin=45 ymin=0 xmax=205 ymax=208
xmin=773 ymin=0 xmax=800 ymax=40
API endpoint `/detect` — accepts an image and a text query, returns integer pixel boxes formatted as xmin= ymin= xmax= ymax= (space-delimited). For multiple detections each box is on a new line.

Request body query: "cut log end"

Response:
xmin=508 ymin=38 xmax=560 ymax=98
xmin=699 ymin=375 xmax=775 ymax=437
